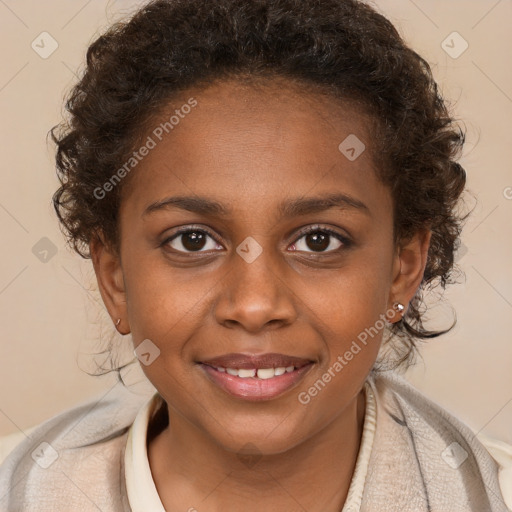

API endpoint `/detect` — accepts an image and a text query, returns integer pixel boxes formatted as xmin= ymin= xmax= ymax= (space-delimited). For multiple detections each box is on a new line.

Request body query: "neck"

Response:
xmin=148 ymin=389 xmax=366 ymax=512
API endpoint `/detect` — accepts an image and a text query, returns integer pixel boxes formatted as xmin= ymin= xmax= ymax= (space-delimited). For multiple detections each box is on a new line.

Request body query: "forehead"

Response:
xmin=120 ymin=78 xmax=386 ymax=218
xmin=169 ymin=77 xmax=373 ymax=155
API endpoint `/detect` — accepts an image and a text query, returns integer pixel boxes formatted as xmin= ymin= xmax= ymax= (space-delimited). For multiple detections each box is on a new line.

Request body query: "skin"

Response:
xmin=91 ymin=78 xmax=431 ymax=511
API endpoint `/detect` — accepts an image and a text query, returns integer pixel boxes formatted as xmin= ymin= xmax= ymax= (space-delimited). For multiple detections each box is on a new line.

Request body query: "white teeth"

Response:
xmin=216 ymin=366 xmax=296 ymax=378
xmin=256 ymin=368 xmax=275 ymax=379
xmin=238 ymin=368 xmax=256 ymax=378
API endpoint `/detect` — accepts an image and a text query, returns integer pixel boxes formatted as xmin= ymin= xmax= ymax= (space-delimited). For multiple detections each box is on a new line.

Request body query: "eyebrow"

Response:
xmin=142 ymin=192 xmax=370 ymax=219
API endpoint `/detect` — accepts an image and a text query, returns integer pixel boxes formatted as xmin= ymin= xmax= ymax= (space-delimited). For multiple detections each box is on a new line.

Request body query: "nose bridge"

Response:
xmin=214 ymin=239 xmax=296 ymax=331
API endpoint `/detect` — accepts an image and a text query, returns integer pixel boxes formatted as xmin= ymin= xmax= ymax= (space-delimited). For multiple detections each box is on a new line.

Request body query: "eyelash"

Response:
xmin=161 ymin=224 xmax=352 ymax=254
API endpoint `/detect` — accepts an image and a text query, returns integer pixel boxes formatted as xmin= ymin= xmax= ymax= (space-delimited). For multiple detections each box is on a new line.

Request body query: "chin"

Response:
xmin=207 ymin=418 xmax=309 ymax=457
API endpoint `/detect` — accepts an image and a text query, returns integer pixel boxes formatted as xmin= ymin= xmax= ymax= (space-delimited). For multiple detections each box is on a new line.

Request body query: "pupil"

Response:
xmin=183 ymin=231 xmax=206 ymax=251
xmin=307 ymin=232 xmax=329 ymax=252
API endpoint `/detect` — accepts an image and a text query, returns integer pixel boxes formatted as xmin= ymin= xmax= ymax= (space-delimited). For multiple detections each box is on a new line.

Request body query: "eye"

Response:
xmin=161 ymin=224 xmax=351 ymax=255
xmin=289 ymin=225 xmax=351 ymax=253
xmin=162 ymin=226 xmax=223 ymax=253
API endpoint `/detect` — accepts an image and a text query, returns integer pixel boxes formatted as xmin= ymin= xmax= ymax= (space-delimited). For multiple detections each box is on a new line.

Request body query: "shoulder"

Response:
xmin=0 ymin=383 xmax=153 ymax=512
xmin=365 ymin=370 xmax=511 ymax=511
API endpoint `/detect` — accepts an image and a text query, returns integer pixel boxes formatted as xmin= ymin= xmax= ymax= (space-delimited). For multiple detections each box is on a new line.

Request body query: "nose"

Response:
xmin=214 ymin=245 xmax=298 ymax=333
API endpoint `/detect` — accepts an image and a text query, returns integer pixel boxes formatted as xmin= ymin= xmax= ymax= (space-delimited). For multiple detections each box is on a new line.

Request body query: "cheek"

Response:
xmin=122 ymin=248 xmax=216 ymax=345
xmin=296 ymin=270 xmax=388 ymax=421
xmin=302 ymin=245 xmax=393 ymax=371
xmin=307 ymin=258 xmax=391 ymax=335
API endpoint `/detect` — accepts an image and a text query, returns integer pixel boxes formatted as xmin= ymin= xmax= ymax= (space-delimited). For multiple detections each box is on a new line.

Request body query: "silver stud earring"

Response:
xmin=115 ymin=318 xmax=121 ymax=327
xmin=393 ymin=302 xmax=405 ymax=315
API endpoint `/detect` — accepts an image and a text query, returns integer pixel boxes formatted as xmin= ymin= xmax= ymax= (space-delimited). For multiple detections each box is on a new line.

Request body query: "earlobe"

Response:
xmin=388 ymin=228 xmax=432 ymax=323
xmin=90 ymin=235 xmax=130 ymax=334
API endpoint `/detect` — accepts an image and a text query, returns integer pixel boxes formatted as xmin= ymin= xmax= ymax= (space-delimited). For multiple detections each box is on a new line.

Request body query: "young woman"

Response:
xmin=0 ymin=0 xmax=510 ymax=510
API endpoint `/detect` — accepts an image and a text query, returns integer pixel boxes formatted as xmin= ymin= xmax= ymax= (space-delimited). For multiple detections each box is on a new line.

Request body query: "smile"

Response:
xmin=214 ymin=366 xmax=296 ymax=379
xmin=199 ymin=353 xmax=314 ymax=401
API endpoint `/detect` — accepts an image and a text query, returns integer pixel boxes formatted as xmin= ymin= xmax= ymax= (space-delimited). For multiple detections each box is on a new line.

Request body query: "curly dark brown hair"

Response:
xmin=51 ymin=0 xmax=469 ymax=372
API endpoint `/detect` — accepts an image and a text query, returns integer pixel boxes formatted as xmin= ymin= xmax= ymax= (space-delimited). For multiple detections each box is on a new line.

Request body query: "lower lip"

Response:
xmin=200 ymin=364 xmax=313 ymax=401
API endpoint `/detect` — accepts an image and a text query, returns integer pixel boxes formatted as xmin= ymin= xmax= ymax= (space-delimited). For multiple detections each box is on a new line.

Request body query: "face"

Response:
xmin=92 ymin=78 xmax=429 ymax=455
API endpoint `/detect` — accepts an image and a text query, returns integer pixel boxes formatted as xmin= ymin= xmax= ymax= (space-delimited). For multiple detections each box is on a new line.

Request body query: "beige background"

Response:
xmin=0 ymin=0 xmax=511 ymax=443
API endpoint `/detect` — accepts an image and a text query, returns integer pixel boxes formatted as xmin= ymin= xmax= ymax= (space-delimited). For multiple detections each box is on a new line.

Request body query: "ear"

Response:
xmin=388 ymin=228 xmax=432 ymax=323
xmin=90 ymin=234 xmax=130 ymax=335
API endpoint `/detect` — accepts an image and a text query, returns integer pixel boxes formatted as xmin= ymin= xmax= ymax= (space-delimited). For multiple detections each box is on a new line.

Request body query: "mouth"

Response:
xmin=198 ymin=353 xmax=314 ymax=401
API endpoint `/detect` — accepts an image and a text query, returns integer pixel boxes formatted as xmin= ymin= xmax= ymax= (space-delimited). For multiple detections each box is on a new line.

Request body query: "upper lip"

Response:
xmin=200 ymin=353 xmax=313 ymax=370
